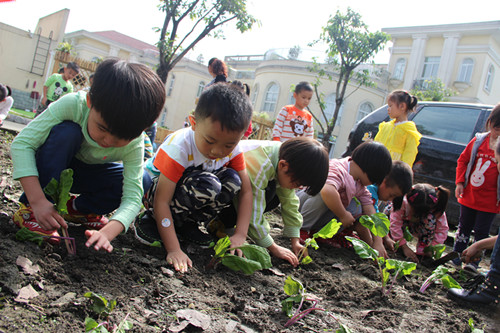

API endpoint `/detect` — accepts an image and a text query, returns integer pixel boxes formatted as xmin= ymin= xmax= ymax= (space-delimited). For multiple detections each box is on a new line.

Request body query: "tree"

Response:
xmin=309 ymin=8 xmax=388 ymax=149
xmin=410 ymin=78 xmax=456 ymax=101
xmin=155 ymin=0 xmax=257 ymax=83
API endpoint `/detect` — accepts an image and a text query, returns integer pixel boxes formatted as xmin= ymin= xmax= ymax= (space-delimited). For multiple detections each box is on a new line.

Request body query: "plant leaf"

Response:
xmin=214 ymin=236 xmax=231 ymax=257
xmin=84 ymin=317 xmax=99 ymax=332
xmin=220 ymin=255 xmax=262 ymax=275
xmin=345 ymin=236 xmax=379 ymax=260
xmin=385 ymin=259 xmax=417 ymax=276
xmin=281 ymin=295 xmax=302 ymax=317
xmin=56 ymin=169 xmax=74 ymax=215
xmin=313 ymin=219 xmax=342 ymax=239
xmin=283 ymin=275 xmax=303 ymax=296
xmin=423 ymin=244 xmax=446 ymax=260
xmin=301 ymin=256 xmax=313 ymax=265
xmin=359 ymin=213 xmax=390 ymax=237
xmin=403 ymin=226 xmax=414 ymax=242
xmin=238 ymin=244 xmax=272 ymax=269
xmin=441 ymin=275 xmax=461 ymax=289
xmin=15 ymin=227 xmax=44 ymax=246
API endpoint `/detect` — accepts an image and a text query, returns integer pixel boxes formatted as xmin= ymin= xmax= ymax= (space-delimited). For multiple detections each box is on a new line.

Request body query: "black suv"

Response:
xmin=342 ymin=101 xmax=495 ymax=227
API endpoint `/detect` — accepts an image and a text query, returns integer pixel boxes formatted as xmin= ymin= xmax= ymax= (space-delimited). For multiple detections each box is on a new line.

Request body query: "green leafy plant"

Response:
xmin=208 ymin=236 xmax=272 ymax=275
xmin=358 ymin=212 xmax=390 ymax=237
xmin=84 ymin=292 xmax=132 ymax=333
xmin=15 ymin=227 xmax=45 ymax=246
xmin=420 ymin=265 xmax=461 ymax=293
xmin=468 ymin=318 xmax=484 ymax=333
xmin=281 ymin=276 xmax=351 ymax=331
xmin=56 ymin=41 xmax=74 ymax=54
xmin=298 ymin=219 xmax=342 ymax=264
xmin=346 ymin=236 xmax=416 ymax=295
xmin=423 ymin=244 xmax=446 ymax=260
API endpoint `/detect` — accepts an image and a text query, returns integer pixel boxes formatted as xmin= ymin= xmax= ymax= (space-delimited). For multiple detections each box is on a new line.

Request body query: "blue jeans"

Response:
xmin=20 ymin=121 xmax=147 ymax=215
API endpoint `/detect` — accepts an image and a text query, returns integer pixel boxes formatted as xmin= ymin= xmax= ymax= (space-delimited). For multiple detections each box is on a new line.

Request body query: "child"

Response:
xmin=11 ymin=58 xmax=165 ymax=252
xmin=0 ymin=84 xmax=13 ymax=127
xmin=37 ymin=62 xmax=80 ymax=116
xmin=217 ymin=137 xmax=329 ymax=267
xmin=205 ymin=58 xmax=228 ymax=88
xmin=374 ymin=90 xmax=422 ymax=167
xmin=388 ymin=183 xmax=450 ymax=263
xmin=367 ymin=160 xmax=413 ymax=213
xmin=134 ymin=83 xmax=253 ymax=273
xmin=272 ymin=81 xmax=314 ymax=142
xmin=453 ymin=103 xmax=500 ymax=269
xmin=299 ymin=141 xmax=392 ymax=257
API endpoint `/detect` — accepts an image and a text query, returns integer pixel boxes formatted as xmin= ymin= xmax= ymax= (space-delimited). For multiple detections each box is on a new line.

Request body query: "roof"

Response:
xmin=93 ymin=30 xmax=157 ymax=52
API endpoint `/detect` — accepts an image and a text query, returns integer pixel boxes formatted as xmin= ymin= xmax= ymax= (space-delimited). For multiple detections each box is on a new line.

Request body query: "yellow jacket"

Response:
xmin=374 ymin=119 xmax=422 ymax=167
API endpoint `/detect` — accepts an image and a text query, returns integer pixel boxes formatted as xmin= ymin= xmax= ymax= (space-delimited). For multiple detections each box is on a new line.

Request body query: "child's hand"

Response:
xmin=85 ymin=229 xmax=113 ymax=253
xmin=31 ymin=198 xmax=68 ymax=230
xmin=462 ymin=243 xmax=481 ymax=264
xmin=166 ymin=251 xmax=192 ymax=273
xmin=290 ymin=237 xmax=304 ymax=256
xmin=340 ymin=212 xmax=355 ymax=229
xmin=229 ymin=233 xmax=246 ymax=257
xmin=402 ymin=245 xmax=419 ymax=263
xmin=383 ymin=235 xmax=395 ymax=252
xmin=455 ymin=183 xmax=464 ymax=199
xmin=372 ymin=240 xmax=388 ymax=259
xmin=268 ymin=243 xmax=299 ymax=267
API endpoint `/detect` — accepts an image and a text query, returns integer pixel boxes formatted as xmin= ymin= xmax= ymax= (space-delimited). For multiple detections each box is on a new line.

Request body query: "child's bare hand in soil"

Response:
xmin=31 ymin=198 xmax=67 ymax=230
xmin=268 ymin=242 xmax=299 ymax=267
xmin=383 ymin=235 xmax=395 ymax=252
xmin=166 ymin=251 xmax=192 ymax=273
xmin=229 ymin=233 xmax=246 ymax=257
xmin=85 ymin=230 xmax=113 ymax=252
xmin=291 ymin=237 xmax=305 ymax=257
xmin=402 ymin=244 xmax=419 ymax=263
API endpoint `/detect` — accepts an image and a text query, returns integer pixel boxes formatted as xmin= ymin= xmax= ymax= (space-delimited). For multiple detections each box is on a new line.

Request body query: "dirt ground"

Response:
xmin=1 ymin=128 xmax=500 ymax=333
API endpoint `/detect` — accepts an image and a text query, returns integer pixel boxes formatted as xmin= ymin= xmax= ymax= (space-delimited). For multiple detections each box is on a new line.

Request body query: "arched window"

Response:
xmin=262 ymin=83 xmax=279 ymax=112
xmin=324 ymin=94 xmax=344 ymax=126
xmin=251 ymin=84 xmax=259 ymax=106
xmin=196 ymin=81 xmax=205 ymax=97
xmin=392 ymin=58 xmax=406 ymax=80
xmin=484 ymin=65 xmax=494 ymax=92
xmin=457 ymin=58 xmax=474 ymax=82
xmin=356 ymin=102 xmax=374 ymax=123
xmin=167 ymin=75 xmax=175 ymax=97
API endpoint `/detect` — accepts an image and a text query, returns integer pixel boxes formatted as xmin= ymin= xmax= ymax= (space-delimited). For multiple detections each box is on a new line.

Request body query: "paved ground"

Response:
xmin=1 ymin=119 xmax=25 ymax=133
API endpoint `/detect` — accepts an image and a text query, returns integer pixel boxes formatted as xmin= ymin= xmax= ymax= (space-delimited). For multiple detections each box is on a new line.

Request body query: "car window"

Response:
xmin=412 ymin=106 xmax=481 ymax=144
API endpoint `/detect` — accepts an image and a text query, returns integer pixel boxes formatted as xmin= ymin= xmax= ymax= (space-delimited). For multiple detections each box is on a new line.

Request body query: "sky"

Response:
xmin=1 ymin=0 xmax=500 ymax=64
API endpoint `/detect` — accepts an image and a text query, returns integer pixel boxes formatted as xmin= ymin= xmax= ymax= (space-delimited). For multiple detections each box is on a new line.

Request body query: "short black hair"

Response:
xmin=67 ymin=61 xmax=80 ymax=73
xmin=195 ymin=83 xmax=252 ymax=133
xmin=89 ymin=58 xmax=166 ymax=140
xmin=279 ymin=137 xmax=329 ymax=196
xmin=487 ymin=102 xmax=500 ymax=129
xmin=351 ymin=141 xmax=392 ymax=185
xmin=0 ymin=84 xmax=11 ymax=100
xmin=386 ymin=161 xmax=413 ymax=209
xmin=295 ymin=81 xmax=313 ymax=94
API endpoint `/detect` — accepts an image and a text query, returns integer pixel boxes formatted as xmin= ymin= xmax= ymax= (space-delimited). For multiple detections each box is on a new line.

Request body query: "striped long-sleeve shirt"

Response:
xmin=272 ymin=105 xmax=314 ymax=142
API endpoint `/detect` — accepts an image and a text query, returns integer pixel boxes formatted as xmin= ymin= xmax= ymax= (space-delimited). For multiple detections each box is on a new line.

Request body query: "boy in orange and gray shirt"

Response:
xmin=272 ymin=81 xmax=314 ymax=142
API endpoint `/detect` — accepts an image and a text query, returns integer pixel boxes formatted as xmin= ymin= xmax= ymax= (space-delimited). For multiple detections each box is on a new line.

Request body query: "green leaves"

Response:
xmin=211 ymin=236 xmax=271 ymax=275
xmin=359 ymin=213 xmax=390 ymax=237
xmin=44 ymin=168 xmax=74 ymax=215
xmin=15 ymin=227 xmax=45 ymax=246
xmin=299 ymin=219 xmax=342 ymax=265
xmin=84 ymin=292 xmax=116 ymax=318
xmin=424 ymin=244 xmax=446 ymax=260
xmin=420 ymin=265 xmax=461 ymax=293
xmin=281 ymin=276 xmax=304 ymax=317
xmin=385 ymin=259 xmax=417 ymax=277
xmin=345 ymin=236 xmax=379 ymax=260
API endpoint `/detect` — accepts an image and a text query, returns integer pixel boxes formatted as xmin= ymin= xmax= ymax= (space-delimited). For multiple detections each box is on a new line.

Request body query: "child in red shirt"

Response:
xmin=453 ymin=103 xmax=500 ymax=269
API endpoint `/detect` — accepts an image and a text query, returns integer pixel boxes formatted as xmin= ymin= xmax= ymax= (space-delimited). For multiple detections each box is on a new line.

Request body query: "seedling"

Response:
xmin=281 ymin=276 xmax=351 ymax=331
xmin=15 ymin=169 xmax=76 ymax=254
xmin=423 ymin=244 xmax=446 ymax=260
xmin=297 ymin=219 xmax=342 ymax=264
xmin=468 ymin=318 xmax=485 ymax=333
xmin=420 ymin=265 xmax=461 ymax=293
xmin=346 ymin=236 xmax=416 ymax=295
xmin=208 ymin=236 xmax=272 ymax=275
xmin=84 ymin=292 xmax=133 ymax=333
xmin=358 ymin=212 xmax=390 ymax=237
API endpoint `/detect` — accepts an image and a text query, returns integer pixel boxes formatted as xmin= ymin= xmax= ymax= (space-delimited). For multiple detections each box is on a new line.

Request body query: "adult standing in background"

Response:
xmin=205 ymin=58 xmax=228 ymax=89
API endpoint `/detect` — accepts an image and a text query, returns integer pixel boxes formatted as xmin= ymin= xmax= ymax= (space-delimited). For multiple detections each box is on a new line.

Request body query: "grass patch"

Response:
xmin=10 ymin=108 xmax=36 ymax=119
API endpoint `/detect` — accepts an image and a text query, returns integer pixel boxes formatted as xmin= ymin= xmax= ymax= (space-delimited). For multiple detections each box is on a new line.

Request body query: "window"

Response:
xmin=167 ymin=75 xmax=175 ymax=97
xmin=196 ymin=81 xmax=205 ymax=97
xmin=392 ymin=58 xmax=406 ymax=80
xmin=412 ymin=105 xmax=481 ymax=144
xmin=324 ymin=94 xmax=344 ymax=126
xmin=251 ymin=84 xmax=259 ymax=106
xmin=457 ymin=58 xmax=474 ymax=82
xmin=356 ymin=102 xmax=373 ymax=123
xmin=484 ymin=65 xmax=494 ymax=92
xmin=421 ymin=57 xmax=440 ymax=79
xmin=262 ymin=83 xmax=279 ymax=112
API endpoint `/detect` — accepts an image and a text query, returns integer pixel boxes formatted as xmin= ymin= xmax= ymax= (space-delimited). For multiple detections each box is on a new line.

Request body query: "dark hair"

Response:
xmin=66 ymin=61 xmax=80 ymax=73
xmin=208 ymin=57 xmax=218 ymax=66
xmin=195 ymin=83 xmax=252 ymax=133
xmin=279 ymin=137 xmax=329 ymax=195
xmin=89 ymin=58 xmax=166 ymax=140
xmin=387 ymin=161 xmax=414 ymax=210
xmin=496 ymin=136 xmax=500 ymax=156
xmin=487 ymin=103 xmax=500 ymax=129
xmin=405 ymin=183 xmax=449 ymax=218
xmin=58 ymin=67 xmax=65 ymax=74
xmin=295 ymin=81 xmax=313 ymax=94
xmin=0 ymin=84 xmax=12 ymax=100
xmin=209 ymin=59 xmax=228 ymax=78
xmin=351 ymin=141 xmax=392 ymax=185
xmin=388 ymin=90 xmax=418 ymax=113
xmin=230 ymin=80 xmax=250 ymax=97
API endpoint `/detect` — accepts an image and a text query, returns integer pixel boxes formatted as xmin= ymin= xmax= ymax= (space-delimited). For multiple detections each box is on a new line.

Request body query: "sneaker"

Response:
xmin=64 ymin=196 xmax=108 ymax=230
xmin=299 ymin=229 xmax=314 ymax=244
xmin=177 ymin=221 xmax=214 ymax=247
xmin=448 ymin=272 xmax=500 ymax=305
xmin=464 ymin=262 xmax=480 ymax=274
xmin=207 ymin=218 xmax=228 ymax=239
xmin=133 ymin=210 xmax=162 ymax=246
xmin=12 ymin=203 xmax=60 ymax=244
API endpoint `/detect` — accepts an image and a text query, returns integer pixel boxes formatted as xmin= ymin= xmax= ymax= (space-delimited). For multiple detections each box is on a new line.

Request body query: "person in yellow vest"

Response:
xmin=374 ymin=90 xmax=422 ymax=167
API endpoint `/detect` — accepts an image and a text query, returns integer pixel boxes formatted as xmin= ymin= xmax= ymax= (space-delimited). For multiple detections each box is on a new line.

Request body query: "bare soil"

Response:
xmin=1 ymin=128 xmax=500 ymax=333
